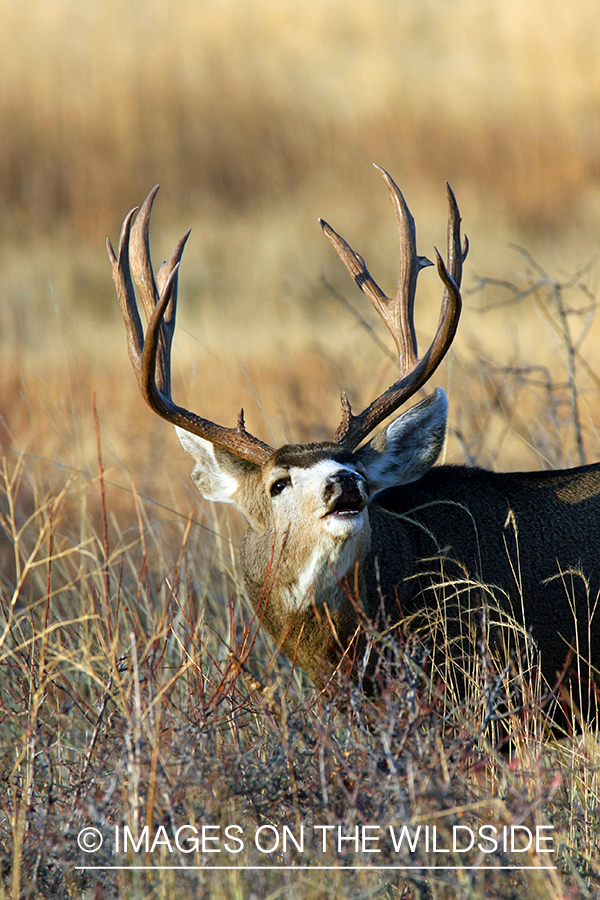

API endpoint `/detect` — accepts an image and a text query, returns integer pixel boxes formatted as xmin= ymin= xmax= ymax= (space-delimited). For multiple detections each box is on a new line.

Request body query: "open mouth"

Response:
xmin=325 ymin=488 xmax=367 ymax=518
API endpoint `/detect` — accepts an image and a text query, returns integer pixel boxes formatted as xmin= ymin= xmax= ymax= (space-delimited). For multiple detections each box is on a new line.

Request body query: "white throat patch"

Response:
xmin=272 ymin=458 xmax=370 ymax=612
xmin=284 ymin=513 xmax=369 ymax=613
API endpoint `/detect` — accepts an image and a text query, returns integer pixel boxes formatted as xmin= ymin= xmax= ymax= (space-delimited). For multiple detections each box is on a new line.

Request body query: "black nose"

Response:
xmin=324 ymin=471 xmax=369 ymax=507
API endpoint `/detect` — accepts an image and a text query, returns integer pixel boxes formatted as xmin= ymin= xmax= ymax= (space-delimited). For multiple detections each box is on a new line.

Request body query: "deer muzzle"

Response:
xmin=323 ymin=471 xmax=369 ymax=518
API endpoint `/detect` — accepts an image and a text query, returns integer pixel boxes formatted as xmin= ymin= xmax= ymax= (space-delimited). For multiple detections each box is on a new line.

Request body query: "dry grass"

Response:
xmin=0 ymin=444 xmax=599 ymax=899
xmin=2 ymin=0 xmax=600 ymax=244
xmin=2 ymin=1 xmax=600 ymax=897
xmin=1 ymin=250 xmax=600 ymax=897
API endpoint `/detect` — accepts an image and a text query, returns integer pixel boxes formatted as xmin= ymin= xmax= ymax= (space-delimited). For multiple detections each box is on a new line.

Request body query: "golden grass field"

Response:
xmin=1 ymin=1 xmax=600 ymax=897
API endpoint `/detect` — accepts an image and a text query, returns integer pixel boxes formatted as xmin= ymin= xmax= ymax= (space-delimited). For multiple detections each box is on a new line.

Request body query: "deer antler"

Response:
xmin=107 ymin=187 xmax=273 ymax=466
xmin=320 ymin=167 xmax=468 ymax=451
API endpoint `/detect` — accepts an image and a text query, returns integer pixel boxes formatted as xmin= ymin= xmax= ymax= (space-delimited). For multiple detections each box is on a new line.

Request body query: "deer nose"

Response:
xmin=323 ymin=470 xmax=369 ymax=510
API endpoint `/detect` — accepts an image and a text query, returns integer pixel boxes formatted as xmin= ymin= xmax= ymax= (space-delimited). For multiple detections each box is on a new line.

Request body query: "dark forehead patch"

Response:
xmin=272 ymin=442 xmax=356 ymax=470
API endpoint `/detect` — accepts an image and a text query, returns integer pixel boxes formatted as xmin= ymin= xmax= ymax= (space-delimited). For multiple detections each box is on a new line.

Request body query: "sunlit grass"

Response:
xmin=2 ymin=1 xmax=600 ymax=895
xmin=1 ymin=245 xmax=600 ymax=896
xmin=0 ymin=444 xmax=599 ymax=898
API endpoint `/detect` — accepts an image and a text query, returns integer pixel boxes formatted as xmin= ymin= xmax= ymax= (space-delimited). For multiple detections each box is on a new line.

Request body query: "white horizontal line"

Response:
xmin=76 ymin=865 xmax=557 ymax=871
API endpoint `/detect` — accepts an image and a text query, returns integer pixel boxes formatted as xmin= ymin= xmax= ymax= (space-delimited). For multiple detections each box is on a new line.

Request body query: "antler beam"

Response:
xmin=319 ymin=167 xmax=468 ymax=451
xmin=107 ymin=188 xmax=273 ymax=466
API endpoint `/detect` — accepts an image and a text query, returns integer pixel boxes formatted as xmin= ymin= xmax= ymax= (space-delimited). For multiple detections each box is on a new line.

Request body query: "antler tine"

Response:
xmin=108 ymin=189 xmax=273 ymax=466
xmin=375 ymin=165 xmax=434 ymax=372
xmin=321 ymin=169 xmax=466 ymax=450
xmin=127 ymin=186 xmax=191 ymax=397
xmin=445 ymin=181 xmax=469 ymax=290
xmin=107 ymin=206 xmax=144 ymax=387
xmin=319 ymin=168 xmax=433 ymax=374
xmin=129 ymin=185 xmax=160 ymax=322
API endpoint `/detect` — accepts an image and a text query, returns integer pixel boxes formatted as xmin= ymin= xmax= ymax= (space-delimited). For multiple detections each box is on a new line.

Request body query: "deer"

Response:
xmin=108 ymin=167 xmax=600 ymax=709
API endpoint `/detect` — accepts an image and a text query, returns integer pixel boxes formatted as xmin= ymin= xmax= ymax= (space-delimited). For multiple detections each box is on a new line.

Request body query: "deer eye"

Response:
xmin=270 ymin=477 xmax=291 ymax=497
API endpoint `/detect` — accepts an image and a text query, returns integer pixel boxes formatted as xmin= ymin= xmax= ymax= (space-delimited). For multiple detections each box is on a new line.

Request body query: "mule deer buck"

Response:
xmin=108 ymin=167 xmax=599 ymax=706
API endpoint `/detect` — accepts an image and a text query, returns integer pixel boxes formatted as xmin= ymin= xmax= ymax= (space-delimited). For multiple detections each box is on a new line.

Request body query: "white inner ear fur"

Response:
xmin=175 ymin=427 xmax=240 ymax=504
xmin=358 ymin=388 xmax=448 ymax=493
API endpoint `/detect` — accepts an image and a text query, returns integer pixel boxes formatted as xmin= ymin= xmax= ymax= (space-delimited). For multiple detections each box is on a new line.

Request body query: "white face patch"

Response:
xmin=271 ymin=459 xmax=368 ymax=531
xmin=272 ymin=459 xmax=369 ymax=536
xmin=270 ymin=458 xmax=370 ymax=612
xmin=283 ymin=519 xmax=369 ymax=613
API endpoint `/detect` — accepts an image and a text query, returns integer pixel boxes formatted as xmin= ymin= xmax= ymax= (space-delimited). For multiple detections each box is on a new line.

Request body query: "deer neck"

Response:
xmin=240 ymin=518 xmax=371 ymax=685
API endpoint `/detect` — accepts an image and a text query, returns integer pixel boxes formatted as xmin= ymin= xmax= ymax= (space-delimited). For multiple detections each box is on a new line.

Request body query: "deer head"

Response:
xmin=107 ymin=167 xmax=467 ymax=685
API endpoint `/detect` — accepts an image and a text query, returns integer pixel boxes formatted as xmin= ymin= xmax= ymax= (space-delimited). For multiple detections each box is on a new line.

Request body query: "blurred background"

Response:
xmin=4 ymin=6 xmax=600 ymax=890
xmin=2 ymin=0 xmax=600 ymax=526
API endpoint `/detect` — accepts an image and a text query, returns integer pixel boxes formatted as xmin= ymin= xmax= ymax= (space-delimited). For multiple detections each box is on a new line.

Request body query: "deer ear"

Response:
xmin=175 ymin=427 xmax=259 ymax=505
xmin=355 ymin=388 xmax=448 ymax=493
